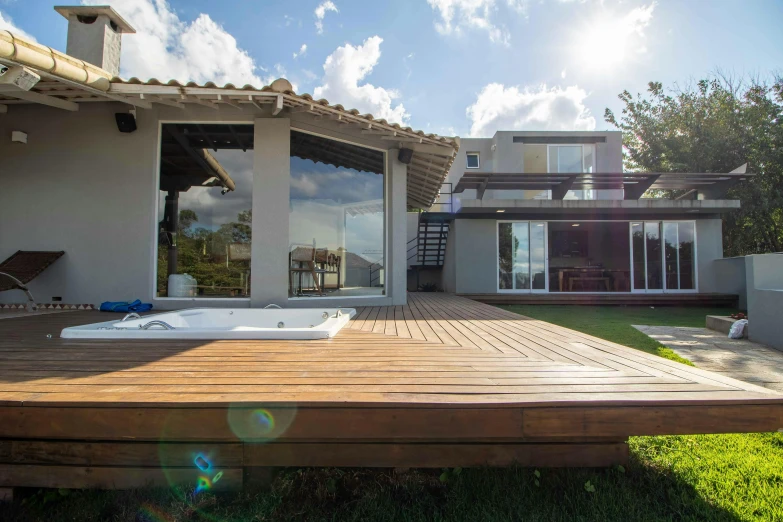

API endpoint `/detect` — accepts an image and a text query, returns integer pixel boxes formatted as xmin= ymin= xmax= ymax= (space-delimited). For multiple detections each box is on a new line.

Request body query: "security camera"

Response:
xmin=221 ymin=188 xmax=228 ymax=195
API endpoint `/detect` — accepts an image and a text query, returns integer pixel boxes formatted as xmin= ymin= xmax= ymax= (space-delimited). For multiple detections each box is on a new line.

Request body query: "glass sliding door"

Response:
xmin=530 ymin=222 xmax=547 ymax=290
xmin=512 ymin=222 xmax=530 ymax=290
xmin=631 ymin=221 xmax=697 ymax=293
xmin=498 ymin=221 xmax=547 ymax=292
xmin=677 ymin=222 xmax=696 ymax=290
xmin=631 ymin=223 xmax=646 ymax=291
xmin=645 ymin=222 xmax=663 ymax=291
xmin=663 ymin=221 xmax=696 ymax=291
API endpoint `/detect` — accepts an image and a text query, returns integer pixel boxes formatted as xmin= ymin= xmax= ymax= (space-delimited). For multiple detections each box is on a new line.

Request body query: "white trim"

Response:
xmin=466 ymin=152 xmax=480 ymax=169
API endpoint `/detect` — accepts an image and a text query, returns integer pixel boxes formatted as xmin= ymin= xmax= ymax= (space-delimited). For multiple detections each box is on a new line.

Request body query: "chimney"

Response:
xmin=54 ymin=5 xmax=135 ymax=77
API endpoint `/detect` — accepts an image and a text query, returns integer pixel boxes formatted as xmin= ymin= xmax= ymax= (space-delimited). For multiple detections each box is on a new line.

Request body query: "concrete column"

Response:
xmin=389 ymin=149 xmax=408 ymax=305
xmin=251 ymin=118 xmax=290 ymax=307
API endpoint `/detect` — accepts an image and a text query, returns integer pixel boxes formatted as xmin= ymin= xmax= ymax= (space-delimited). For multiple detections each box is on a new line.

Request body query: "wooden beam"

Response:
xmin=551 ymin=174 xmax=578 ymax=200
xmin=477 ymin=177 xmax=490 ymax=200
xmin=380 ymin=136 xmax=424 ymax=144
xmin=0 ymin=88 xmax=79 ymax=111
xmin=623 ymin=174 xmax=659 ymax=200
xmin=182 ymin=95 xmax=218 ymax=110
xmin=290 ymin=104 xmax=316 ymax=114
xmin=143 ymin=95 xmax=184 ymax=109
xmin=272 ymin=94 xmax=284 ymax=116
xmin=215 ymin=94 xmax=242 ymax=110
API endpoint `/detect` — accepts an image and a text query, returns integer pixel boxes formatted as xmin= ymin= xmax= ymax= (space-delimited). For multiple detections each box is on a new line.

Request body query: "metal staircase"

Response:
xmin=412 ymin=215 xmax=450 ymax=267
xmin=406 ymin=183 xmax=454 ymax=290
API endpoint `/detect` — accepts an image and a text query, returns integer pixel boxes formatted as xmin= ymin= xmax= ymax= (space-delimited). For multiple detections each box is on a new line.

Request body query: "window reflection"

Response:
xmin=157 ymin=124 xmax=253 ymax=298
xmin=288 ymin=131 xmax=385 ymax=298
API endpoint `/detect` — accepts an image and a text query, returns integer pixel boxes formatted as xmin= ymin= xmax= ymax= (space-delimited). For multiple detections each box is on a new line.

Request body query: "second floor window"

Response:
xmin=466 ymin=152 xmax=480 ymax=169
xmin=547 ymin=144 xmax=595 ymax=173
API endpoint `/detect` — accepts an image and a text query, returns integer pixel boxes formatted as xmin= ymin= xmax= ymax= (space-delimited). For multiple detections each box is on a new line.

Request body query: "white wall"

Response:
xmin=0 ymin=103 xmax=158 ymax=306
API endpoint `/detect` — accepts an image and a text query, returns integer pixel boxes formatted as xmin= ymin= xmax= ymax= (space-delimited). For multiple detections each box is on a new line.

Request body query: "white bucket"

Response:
xmin=168 ymin=273 xmax=197 ymax=297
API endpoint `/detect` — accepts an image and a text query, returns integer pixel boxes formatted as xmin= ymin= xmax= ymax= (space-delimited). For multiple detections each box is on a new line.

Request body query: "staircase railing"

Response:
xmin=427 ymin=182 xmax=453 ymax=213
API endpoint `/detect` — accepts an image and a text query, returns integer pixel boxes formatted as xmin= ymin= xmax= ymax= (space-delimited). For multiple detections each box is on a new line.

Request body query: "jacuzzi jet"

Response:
xmin=277 ymin=322 xmax=285 ymax=328
xmin=322 ymin=312 xmax=329 ymax=319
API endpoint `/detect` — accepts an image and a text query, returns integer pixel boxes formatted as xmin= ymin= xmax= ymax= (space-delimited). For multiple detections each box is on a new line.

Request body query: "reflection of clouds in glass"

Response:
xmin=291 ymin=158 xmax=383 ymax=204
xmin=162 ymin=149 xmax=254 ymax=230
xmin=289 ymin=153 xmax=385 ymax=273
xmin=289 ymin=200 xmax=383 ymax=264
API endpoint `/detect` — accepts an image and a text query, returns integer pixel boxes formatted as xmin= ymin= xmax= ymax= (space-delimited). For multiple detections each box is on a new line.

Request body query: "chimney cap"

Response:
xmin=54 ymin=5 xmax=136 ymax=34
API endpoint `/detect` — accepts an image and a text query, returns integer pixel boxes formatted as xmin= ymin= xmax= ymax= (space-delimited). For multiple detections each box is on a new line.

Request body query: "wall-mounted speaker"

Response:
xmin=398 ymin=148 xmax=413 ymax=164
xmin=115 ymin=113 xmax=137 ymax=133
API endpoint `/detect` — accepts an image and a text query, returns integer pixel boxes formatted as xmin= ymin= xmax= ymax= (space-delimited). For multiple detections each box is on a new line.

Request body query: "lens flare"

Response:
xmin=194 ymin=453 xmax=212 ymax=473
xmin=212 ymin=471 xmax=224 ymax=484
xmin=252 ymin=409 xmax=275 ymax=433
xmin=136 ymin=503 xmax=176 ymax=522
xmin=195 ymin=475 xmax=212 ymax=494
xmin=227 ymin=404 xmax=297 ymax=442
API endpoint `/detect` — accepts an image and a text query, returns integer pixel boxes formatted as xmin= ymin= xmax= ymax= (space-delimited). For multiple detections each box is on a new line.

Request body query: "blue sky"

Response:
xmin=2 ymin=0 xmax=781 ymax=137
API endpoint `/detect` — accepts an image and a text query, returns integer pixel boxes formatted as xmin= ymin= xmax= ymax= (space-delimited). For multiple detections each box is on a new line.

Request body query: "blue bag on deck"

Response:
xmin=99 ymin=299 xmax=153 ymax=313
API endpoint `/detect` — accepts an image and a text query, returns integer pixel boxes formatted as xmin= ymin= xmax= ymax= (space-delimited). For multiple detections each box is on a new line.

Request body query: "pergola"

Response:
xmin=453 ymin=167 xmax=752 ymax=200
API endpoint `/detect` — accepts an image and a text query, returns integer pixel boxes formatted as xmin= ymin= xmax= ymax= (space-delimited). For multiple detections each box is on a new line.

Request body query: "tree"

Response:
xmin=605 ymin=76 xmax=783 ymax=255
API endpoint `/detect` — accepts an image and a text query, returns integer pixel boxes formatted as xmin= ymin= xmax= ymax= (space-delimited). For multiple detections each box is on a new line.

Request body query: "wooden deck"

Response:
xmin=0 ymin=293 xmax=780 ymax=491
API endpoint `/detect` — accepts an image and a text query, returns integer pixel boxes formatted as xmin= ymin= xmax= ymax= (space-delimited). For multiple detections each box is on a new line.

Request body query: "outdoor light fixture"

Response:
xmin=496 ymin=209 xmax=505 ymax=213
xmin=572 ymin=223 xmax=580 ymax=227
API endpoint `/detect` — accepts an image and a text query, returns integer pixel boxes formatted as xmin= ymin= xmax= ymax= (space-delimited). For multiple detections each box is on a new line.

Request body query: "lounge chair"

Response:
xmin=0 ymin=251 xmax=65 ymax=311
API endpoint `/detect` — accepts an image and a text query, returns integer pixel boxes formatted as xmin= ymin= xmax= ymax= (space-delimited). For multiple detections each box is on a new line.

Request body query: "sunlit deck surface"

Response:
xmin=0 ymin=293 xmax=781 ymax=491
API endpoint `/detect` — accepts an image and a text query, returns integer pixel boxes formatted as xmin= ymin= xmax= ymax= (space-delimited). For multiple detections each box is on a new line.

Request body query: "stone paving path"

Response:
xmin=634 ymin=325 xmax=783 ymax=393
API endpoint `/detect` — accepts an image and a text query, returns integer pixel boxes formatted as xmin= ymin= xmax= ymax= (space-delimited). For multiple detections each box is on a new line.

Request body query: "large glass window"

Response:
xmin=156 ymin=124 xmax=253 ymax=298
xmin=288 ymin=131 xmax=385 ymax=298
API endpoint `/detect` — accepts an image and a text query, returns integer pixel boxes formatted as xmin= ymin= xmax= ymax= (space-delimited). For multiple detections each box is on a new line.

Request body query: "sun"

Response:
xmin=578 ymin=19 xmax=629 ymax=70
xmin=571 ymin=4 xmax=655 ymax=72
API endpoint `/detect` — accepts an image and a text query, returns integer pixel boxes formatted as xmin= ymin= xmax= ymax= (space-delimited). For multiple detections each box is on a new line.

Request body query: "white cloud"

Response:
xmin=314 ymin=36 xmax=409 ymax=125
xmin=302 ymin=69 xmax=318 ymax=81
xmin=314 ymin=1 xmax=338 ymax=34
xmin=466 ymin=83 xmax=596 ymax=137
xmin=293 ymin=44 xmax=307 ymax=59
xmin=0 ymin=11 xmax=35 ymax=40
xmin=80 ymin=0 xmax=273 ymax=86
xmin=561 ymin=68 xmax=566 ymax=79
xmin=426 ymin=0 xmax=530 ymax=46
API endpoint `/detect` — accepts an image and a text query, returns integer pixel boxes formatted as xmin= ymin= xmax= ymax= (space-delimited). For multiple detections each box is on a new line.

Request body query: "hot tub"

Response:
xmin=60 ymin=308 xmax=356 ymax=340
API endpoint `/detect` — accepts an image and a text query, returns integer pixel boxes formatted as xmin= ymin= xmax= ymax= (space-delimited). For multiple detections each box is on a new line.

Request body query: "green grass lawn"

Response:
xmin=2 ymin=305 xmax=781 ymax=522
xmin=497 ymin=304 xmax=736 ymax=365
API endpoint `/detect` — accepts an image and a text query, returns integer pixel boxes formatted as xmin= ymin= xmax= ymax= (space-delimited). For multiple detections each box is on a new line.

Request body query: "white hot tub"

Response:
xmin=60 ymin=308 xmax=356 ymax=340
